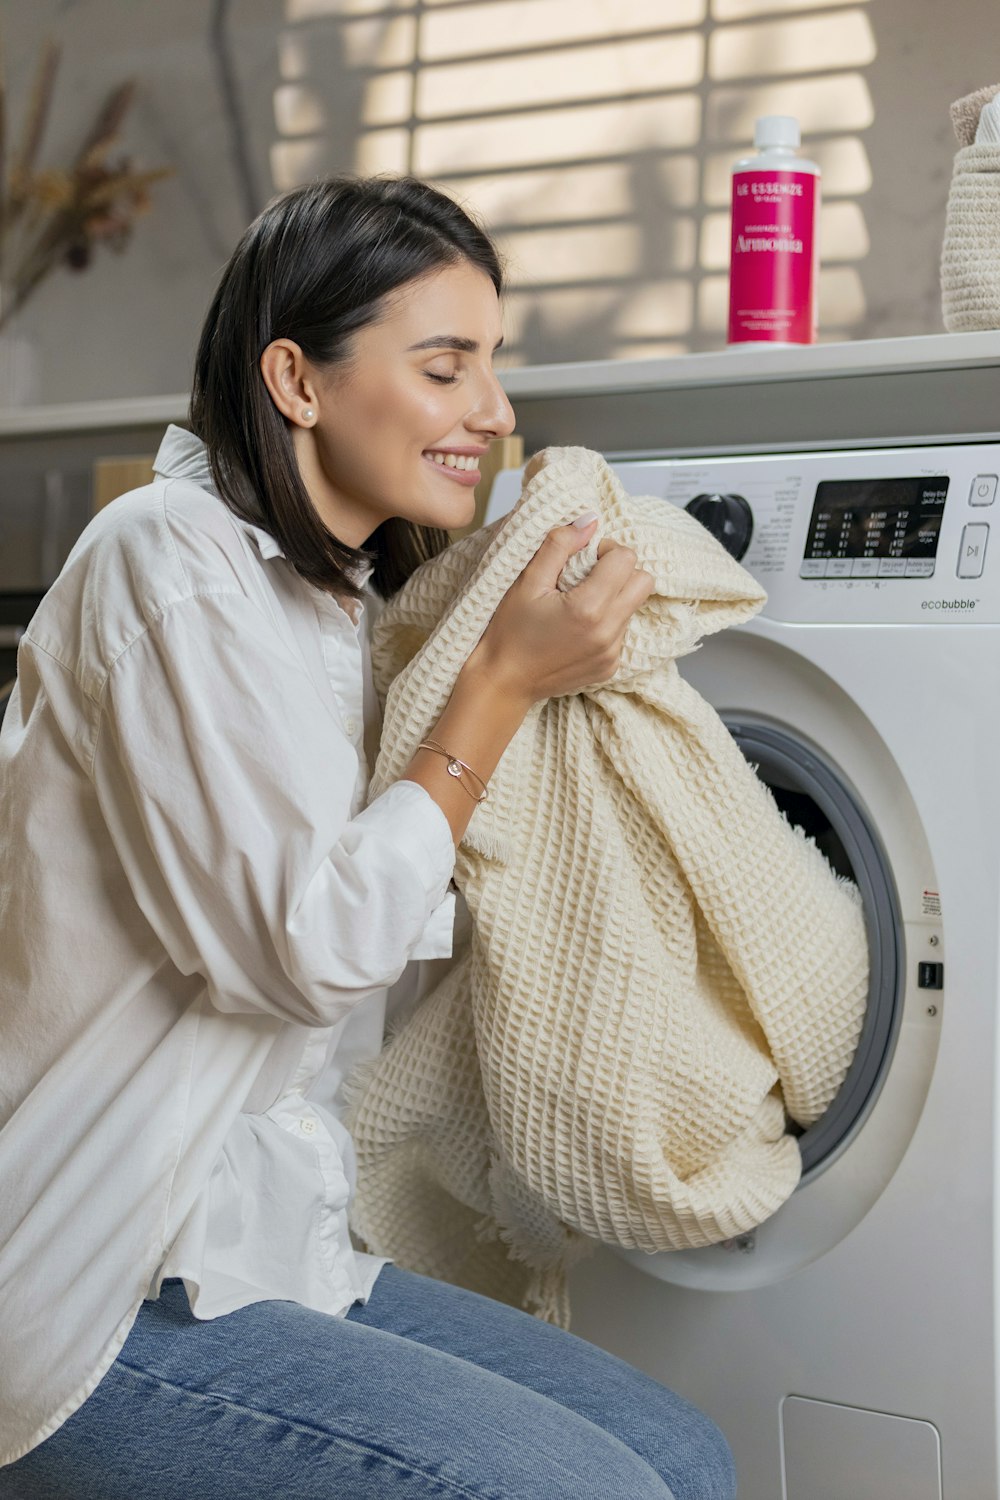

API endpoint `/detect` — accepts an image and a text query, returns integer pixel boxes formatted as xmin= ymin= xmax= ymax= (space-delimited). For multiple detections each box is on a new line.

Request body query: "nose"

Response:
xmin=467 ymin=367 xmax=516 ymax=440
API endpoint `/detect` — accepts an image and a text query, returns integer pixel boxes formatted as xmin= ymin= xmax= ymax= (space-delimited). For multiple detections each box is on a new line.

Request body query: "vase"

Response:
xmin=0 ymin=292 xmax=41 ymax=407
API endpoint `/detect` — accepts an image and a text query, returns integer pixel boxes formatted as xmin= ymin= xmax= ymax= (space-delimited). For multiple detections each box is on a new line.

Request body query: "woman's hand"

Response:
xmin=404 ymin=516 xmax=653 ymax=844
xmin=463 ymin=516 xmax=655 ymax=708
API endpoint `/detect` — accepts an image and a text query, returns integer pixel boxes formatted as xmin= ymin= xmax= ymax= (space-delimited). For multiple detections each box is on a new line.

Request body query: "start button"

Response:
xmin=958 ymin=523 xmax=989 ymax=578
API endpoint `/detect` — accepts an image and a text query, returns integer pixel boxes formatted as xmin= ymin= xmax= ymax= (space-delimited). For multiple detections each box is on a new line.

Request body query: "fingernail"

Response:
xmin=573 ymin=511 xmax=599 ymax=529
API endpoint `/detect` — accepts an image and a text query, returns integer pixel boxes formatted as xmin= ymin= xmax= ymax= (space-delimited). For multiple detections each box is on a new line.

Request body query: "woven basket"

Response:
xmin=941 ymin=142 xmax=1000 ymax=331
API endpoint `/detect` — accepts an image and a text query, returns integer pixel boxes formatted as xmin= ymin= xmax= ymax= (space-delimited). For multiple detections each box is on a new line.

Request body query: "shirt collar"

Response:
xmin=153 ymin=424 xmax=286 ymax=561
xmin=152 ymin=424 xmax=376 ymax=586
xmin=153 ymin=424 xmax=217 ymax=492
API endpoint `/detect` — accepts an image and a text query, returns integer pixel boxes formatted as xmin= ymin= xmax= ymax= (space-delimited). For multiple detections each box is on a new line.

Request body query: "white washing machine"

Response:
xmin=486 ymin=442 xmax=1000 ymax=1500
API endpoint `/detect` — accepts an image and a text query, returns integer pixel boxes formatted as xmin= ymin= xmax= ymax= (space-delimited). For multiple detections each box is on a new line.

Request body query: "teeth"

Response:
xmin=427 ymin=452 xmax=480 ymax=472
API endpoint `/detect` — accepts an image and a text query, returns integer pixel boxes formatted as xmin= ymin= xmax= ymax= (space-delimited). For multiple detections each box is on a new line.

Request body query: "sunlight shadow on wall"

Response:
xmin=275 ymin=0 xmax=874 ymax=361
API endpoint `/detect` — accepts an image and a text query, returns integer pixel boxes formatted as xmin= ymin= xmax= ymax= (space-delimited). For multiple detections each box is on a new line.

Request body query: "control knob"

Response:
xmin=684 ymin=492 xmax=754 ymax=561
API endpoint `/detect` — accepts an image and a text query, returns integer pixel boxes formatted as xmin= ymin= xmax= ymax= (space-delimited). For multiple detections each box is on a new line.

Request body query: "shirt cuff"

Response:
xmin=354 ymin=778 xmax=456 ymax=912
xmin=410 ymin=889 xmax=457 ymax=960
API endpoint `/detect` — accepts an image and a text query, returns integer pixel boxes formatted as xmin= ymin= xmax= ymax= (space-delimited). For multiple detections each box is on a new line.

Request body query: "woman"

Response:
xmin=0 ymin=176 xmax=735 ymax=1500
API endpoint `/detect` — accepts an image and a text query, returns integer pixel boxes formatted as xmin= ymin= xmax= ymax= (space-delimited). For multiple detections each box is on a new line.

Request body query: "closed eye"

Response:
xmin=425 ymin=372 xmax=459 ymax=385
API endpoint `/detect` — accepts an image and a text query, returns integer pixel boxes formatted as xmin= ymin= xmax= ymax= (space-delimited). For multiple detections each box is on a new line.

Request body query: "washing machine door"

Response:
xmin=618 ymin=623 xmax=942 ymax=1291
xmin=722 ymin=715 xmax=901 ymax=1182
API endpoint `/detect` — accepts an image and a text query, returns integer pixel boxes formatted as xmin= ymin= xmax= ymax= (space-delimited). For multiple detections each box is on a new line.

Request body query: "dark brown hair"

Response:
xmin=189 ymin=176 xmax=504 ymax=598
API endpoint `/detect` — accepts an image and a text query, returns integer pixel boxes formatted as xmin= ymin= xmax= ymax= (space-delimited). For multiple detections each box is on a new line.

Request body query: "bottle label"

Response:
xmin=728 ymin=169 xmax=818 ymax=344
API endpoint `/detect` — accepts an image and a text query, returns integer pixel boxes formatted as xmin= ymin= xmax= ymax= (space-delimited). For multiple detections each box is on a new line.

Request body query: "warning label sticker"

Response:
xmin=922 ymin=889 xmax=942 ymax=918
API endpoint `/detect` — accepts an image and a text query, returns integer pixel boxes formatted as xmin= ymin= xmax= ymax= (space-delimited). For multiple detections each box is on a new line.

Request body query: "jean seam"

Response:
xmin=113 ymin=1359 xmax=493 ymax=1500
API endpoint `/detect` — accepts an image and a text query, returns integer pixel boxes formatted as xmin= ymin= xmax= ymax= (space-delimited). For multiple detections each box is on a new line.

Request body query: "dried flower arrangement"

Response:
xmin=0 ymin=37 xmax=172 ymax=333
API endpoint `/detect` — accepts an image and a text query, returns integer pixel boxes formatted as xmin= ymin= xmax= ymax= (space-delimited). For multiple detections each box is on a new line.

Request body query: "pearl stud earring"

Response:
xmin=302 ymin=407 xmax=315 ymax=422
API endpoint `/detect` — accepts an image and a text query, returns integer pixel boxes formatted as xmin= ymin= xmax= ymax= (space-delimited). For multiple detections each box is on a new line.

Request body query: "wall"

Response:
xmin=0 ymin=0 xmax=994 ymax=405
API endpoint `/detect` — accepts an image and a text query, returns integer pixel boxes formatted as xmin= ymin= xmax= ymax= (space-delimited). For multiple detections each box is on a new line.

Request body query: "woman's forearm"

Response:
xmin=400 ymin=659 xmax=531 ymax=844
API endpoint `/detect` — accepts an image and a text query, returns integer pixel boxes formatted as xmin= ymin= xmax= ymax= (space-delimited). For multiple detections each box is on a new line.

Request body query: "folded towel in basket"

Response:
xmin=942 ymin=83 xmax=1000 ymax=331
xmin=348 ymin=447 xmax=869 ymax=1325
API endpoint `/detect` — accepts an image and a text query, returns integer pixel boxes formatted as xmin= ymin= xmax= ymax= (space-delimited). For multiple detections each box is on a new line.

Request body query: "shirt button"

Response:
xmin=345 ymin=717 xmax=358 ymax=737
xmin=300 ymin=1117 xmax=317 ymax=1135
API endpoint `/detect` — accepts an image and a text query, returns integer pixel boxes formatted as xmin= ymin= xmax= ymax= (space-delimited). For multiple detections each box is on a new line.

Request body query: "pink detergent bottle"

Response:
xmin=727 ymin=115 xmax=820 ymax=345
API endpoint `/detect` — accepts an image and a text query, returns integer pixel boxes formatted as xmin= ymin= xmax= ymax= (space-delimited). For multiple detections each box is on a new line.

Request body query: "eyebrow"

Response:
xmin=406 ymin=335 xmax=505 ymax=353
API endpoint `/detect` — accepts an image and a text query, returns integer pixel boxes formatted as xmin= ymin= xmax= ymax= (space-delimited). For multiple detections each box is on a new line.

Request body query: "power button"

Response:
xmin=969 ymin=474 xmax=998 ymax=506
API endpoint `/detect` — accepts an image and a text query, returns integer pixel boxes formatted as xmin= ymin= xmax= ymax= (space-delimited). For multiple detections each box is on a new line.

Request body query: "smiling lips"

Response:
xmin=423 ymin=449 xmax=482 ymax=486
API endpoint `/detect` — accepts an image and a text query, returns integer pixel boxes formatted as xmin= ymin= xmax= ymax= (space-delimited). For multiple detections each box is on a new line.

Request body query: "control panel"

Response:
xmin=485 ymin=442 xmax=1000 ymax=624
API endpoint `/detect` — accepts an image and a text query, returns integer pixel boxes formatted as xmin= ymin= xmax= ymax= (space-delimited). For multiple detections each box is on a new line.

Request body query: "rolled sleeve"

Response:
xmin=410 ymin=890 xmax=457 ymax=960
xmin=354 ymin=780 xmax=457 ymax=960
xmin=356 ymin=779 xmax=455 ymax=911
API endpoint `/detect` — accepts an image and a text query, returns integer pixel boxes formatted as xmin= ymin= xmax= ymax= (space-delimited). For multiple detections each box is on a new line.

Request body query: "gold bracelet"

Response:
xmin=417 ymin=740 xmax=489 ymax=804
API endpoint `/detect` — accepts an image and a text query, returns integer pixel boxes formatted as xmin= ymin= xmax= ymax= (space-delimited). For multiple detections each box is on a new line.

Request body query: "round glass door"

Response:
xmin=724 ymin=716 xmax=903 ymax=1181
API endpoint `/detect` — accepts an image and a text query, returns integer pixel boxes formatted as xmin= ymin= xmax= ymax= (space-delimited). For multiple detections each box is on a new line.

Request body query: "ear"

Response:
xmin=259 ymin=338 xmax=318 ymax=428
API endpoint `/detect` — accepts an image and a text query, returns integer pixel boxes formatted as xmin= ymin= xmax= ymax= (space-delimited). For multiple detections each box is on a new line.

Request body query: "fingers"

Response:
xmin=576 ymin=539 xmax=653 ymax=609
xmin=565 ymin=545 xmax=653 ymax=690
xmin=521 ymin=515 xmax=599 ymax=591
xmin=620 ymin=562 xmax=655 ymax=613
xmin=520 ymin=522 xmax=655 ymax=642
xmin=480 ymin=518 xmax=655 ymax=702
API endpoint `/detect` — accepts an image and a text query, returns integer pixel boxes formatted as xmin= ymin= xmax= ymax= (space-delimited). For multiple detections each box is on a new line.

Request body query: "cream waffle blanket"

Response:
xmin=349 ymin=447 xmax=868 ymax=1323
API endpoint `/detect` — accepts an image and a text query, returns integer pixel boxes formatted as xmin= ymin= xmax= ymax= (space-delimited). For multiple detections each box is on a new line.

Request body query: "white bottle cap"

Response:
xmin=753 ymin=115 xmax=800 ymax=149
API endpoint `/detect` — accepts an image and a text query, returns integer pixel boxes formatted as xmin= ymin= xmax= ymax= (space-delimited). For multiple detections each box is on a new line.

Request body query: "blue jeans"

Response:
xmin=2 ymin=1268 xmax=735 ymax=1500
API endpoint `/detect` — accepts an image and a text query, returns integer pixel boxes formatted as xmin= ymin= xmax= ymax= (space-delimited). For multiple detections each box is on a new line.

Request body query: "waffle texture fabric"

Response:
xmin=942 ymin=85 xmax=1000 ymax=332
xmin=349 ymin=447 xmax=869 ymax=1323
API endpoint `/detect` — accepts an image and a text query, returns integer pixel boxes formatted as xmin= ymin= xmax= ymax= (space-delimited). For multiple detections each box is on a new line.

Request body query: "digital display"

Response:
xmin=801 ymin=477 xmax=949 ymax=579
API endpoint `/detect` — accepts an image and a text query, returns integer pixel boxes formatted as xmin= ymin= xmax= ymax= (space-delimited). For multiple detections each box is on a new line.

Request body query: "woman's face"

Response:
xmin=301 ymin=260 xmax=515 ymax=545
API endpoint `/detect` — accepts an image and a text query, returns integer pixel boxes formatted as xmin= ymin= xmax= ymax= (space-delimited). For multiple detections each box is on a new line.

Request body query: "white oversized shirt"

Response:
xmin=0 ymin=426 xmax=457 ymax=1464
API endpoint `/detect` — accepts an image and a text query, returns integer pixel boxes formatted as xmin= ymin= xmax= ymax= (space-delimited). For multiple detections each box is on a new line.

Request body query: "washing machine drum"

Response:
xmin=724 ymin=716 xmax=902 ymax=1181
